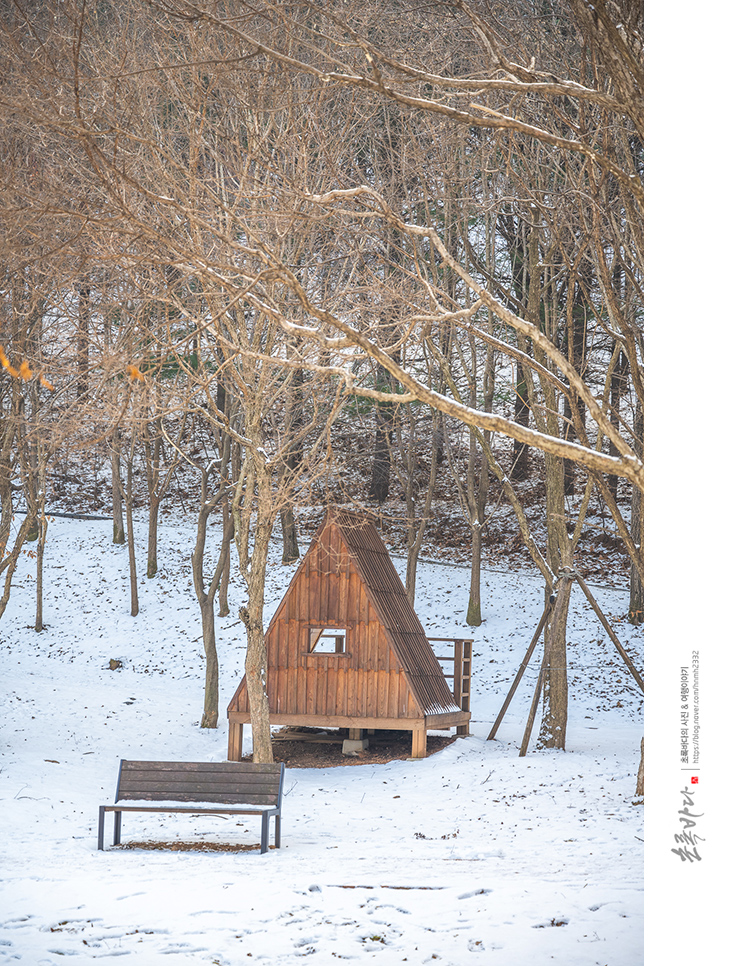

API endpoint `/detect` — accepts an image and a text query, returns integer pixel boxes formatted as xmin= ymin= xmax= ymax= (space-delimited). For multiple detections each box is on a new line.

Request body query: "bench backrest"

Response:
xmin=115 ymin=760 xmax=284 ymax=807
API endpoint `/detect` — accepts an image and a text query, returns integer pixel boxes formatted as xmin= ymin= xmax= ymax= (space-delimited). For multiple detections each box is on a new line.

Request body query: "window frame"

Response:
xmin=305 ymin=625 xmax=350 ymax=656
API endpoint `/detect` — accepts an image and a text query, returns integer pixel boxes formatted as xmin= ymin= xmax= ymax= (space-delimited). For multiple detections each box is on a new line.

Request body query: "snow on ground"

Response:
xmin=0 ymin=514 xmax=643 ymax=964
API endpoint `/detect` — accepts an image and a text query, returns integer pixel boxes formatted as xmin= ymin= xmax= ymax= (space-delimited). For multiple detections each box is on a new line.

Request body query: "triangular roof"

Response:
xmin=268 ymin=508 xmax=460 ymax=716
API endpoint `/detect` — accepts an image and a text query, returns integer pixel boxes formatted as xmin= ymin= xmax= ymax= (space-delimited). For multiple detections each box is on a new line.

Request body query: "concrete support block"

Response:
xmin=342 ymin=738 xmax=369 ymax=755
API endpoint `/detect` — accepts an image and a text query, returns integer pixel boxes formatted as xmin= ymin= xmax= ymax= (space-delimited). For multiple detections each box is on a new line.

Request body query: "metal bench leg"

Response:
xmin=260 ymin=813 xmax=270 ymax=854
xmin=275 ymin=814 xmax=281 ymax=850
xmin=98 ymin=807 xmax=106 ymax=850
xmin=113 ymin=810 xmax=122 ymax=846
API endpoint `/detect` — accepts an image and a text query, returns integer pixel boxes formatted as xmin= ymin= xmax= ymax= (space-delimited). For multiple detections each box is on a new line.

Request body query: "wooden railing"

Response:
xmin=427 ymin=638 xmax=473 ymax=735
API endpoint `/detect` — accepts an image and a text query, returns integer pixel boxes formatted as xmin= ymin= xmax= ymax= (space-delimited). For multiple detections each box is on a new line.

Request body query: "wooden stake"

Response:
xmin=519 ymin=655 xmax=547 ymax=757
xmin=574 ymin=572 xmax=644 ymax=692
xmin=519 ymin=573 xmax=573 ymax=756
xmin=488 ymin=596 xmax=554 ymax=740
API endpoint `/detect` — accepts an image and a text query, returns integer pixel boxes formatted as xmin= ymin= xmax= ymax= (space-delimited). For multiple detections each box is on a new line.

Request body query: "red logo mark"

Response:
xmin=691 ymin=776 xmax=699 ymax=784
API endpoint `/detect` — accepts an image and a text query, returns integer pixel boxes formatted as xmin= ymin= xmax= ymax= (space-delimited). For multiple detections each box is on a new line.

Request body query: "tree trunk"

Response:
xmin=123 ymin=439 xmax=139 ymax=617
xmin=125 ymin=499 xmax=139 ymax=617
xmin=241 ymin=603 xmax=273 ymax=763
xmin=0 ymin=396 xmax=24 ymax=622
xmin=404 ymin=536 xmax=419 ymax=606
xmin=146 ymin=495 xmax=160 ymax=578
xmin=232 ymin=434 xmax=275 ymax=764
xmin=25 ymin=514 xmax=39 ymax=543
xmin=77 ymin=280 xmax=90 ymax=399
xmin=110 ymin=429 xmax=125 ymax=544
xmin=218 ymin=500 xmax=231 ymax=618
xmin=403 ymin=489 xmax=419 ymax=604
xmin=240 ymin=511 xmax=275 ymax=763
xmin=0 ymin=513 xmax=33 ymax=621
xmin=369 ymin=357 xmax=396 ymax=503
xmin=466 ymin=430 xmax=490 ymax=627
xmin=537 ymin=450 xmax=571 ymax=749
xmin=466 ymin=523 xmax=483 ymax=626
xmin=279 ymin=358 xmax=304 ymax=564
xmin=35 ymin=512 xmax=47 ymax=631
xmin=563 ymin=287 xmax=588 ymax=496
xmin=433 ymin=413 xmax=446 ymax=466
xmin=400 ymin=409 xmax=439 ymax=604
xmin=199 ymin=596 xmax=219 ymax=728
xmin=34 ymin=462 xmax=48 ymax=632
xmin=628 ymin=483 xmax=644 ymax=623
xmin=369 ymin=414 xmax=392 ymax=502
xmin=562 ymin=391 xmax=586 ymax=497
xmin=404 ymin=484 xmax=435 ymax=604
xmin=512 ymin=361 xmax=530 ymax=481
xmin=629 ymin=406 xmax=644 ymax=624
xmin=464 ymin=438 xmax=486 ymax=628
xmin=191 ymin=455 xmax=234 ymax=728
xmin=537 ymin=572 xmax=572 ymax=750
xmin=635 ymin=737 xmax=644 ymax=797
xmin=607 ymin=348 xmax=627 ymax=498
xmin=280 ymin=505 xmax=299 ymax=564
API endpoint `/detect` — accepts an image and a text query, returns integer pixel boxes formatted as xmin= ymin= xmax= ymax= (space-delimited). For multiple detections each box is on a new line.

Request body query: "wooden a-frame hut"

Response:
xmin=227 ymin=509 xmax=471 ymax=759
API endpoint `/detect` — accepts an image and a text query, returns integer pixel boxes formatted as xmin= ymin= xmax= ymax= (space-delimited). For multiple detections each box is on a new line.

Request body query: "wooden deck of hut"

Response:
xmin=227 ymin=509 xmax=471 ymax=760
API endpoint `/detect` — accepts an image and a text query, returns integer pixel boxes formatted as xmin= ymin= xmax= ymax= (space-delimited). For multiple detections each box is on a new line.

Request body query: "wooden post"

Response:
xmin=411 ymin=723 xmax=427 ymax=758
xmin=453 ymin=638 xmax=463 ymax=706
xmin=457 ymin=640 xmax=471 ymax=736
xmin=426 ymin=637 xmax=474 ymax=737
xmin=348 ymin=728 xmax=363 ymax=740
xmin=228 ymin=721 xmax=243 ymax=761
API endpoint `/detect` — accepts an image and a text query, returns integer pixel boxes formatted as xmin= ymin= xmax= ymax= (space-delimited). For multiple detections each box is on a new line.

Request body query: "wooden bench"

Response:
xmin=98 ymin=760 xmax=284 ymax=853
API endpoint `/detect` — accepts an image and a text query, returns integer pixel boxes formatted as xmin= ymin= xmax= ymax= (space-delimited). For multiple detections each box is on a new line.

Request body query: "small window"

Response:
xmin=309 ymin=627 xmax=347 ymax=653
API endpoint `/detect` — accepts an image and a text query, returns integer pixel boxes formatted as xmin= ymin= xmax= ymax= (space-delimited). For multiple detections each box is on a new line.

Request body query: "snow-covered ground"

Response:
xmin=0 ymin=514 xmax=644 ymax=964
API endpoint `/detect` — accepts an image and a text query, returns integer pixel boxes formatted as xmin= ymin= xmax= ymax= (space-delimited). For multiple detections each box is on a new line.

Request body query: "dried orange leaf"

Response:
xmin=0 ymin=347 xmax=19 ymax=378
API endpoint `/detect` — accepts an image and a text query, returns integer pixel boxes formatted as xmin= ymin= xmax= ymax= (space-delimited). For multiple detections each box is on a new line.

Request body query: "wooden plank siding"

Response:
xmin=233 ymin=668 xmax=418 ymax=720
xmin=227 ymin=510 xmax=469 ymax=745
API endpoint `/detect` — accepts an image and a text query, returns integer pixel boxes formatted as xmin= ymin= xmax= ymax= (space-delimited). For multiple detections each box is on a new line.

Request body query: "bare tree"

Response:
xmin=191 ymin=446 xmax=235 ymax=729
xmin=1 ymin=0 xmax=643 ymax=757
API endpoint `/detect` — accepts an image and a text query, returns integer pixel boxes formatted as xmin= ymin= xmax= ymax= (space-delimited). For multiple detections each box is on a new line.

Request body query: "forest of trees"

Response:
xmin=0 ymin=0 xmax=643 ymax=764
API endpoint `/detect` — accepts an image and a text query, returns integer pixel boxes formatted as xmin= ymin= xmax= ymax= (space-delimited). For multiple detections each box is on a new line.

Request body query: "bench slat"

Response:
xmin=119 ymin=769 xmax=280 ymax=784
xmin=117 ymin=777 xmax=280 ymax=792
xmin=118 ymin=779 xmax=279 ymax=792
xmin=121 ymin=761 xmax=282 ymax=774
xmin=117 ymin=791 xmax=280 ymax=805
xmin=102 ymin=805 xmax=277 ymax=814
